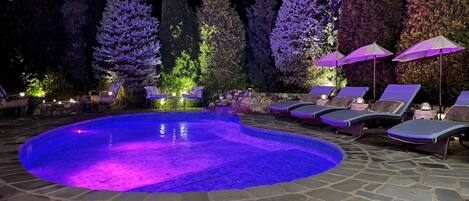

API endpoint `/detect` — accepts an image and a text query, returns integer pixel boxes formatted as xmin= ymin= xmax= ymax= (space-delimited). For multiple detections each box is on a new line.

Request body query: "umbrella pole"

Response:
xmin=373 ymin=56 xmax=376 ymax=101
xmin=439 ymin=50 xmax=443 ymax=119
xmin=336 ymin=61 xmax=339 ymax=88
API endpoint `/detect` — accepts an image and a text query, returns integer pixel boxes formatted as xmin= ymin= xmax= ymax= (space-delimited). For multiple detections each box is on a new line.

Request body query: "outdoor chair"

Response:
xmin=89 ymin=81 xmax=123 ymax=108
xmin=182 ymin=86 xmax=204 ymax=109
xmin=290 ymin=86 xmax=369 ymax=125
xmin=268 ymin=86 xmax=335 ymax=116
xmin=321 ymin=84 xmax=421 ymax=138
xmin=0 ymin=84 xmax=29 ymax=118
xmin=144 ymin=86 xmax=167 ymax=107
xmin=387 ymin=91 xmax=469 ymax=160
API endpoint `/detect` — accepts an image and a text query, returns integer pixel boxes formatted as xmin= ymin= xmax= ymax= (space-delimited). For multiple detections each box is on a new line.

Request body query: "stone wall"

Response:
xmin=209 ymin=89 xmax=309 ymax=114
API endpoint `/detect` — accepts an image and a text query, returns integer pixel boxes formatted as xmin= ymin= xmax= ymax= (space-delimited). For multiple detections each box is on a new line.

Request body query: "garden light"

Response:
xmin=355 ymin=97 xmax=365 ymax=104
xmin=108 ymin=92 xmax=113 ymax=96
xmin=420 ymin=102 xmax=432 ymax=111
xmin=320 ymin=94 xmax=327 ymax=100
xmin=19 ymin=92 xmax=26 ymax=97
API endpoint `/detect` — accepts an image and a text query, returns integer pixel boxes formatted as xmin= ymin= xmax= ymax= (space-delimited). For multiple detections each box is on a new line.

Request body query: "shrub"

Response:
xmin=395 ymin=0 xmax=469 ymax=105
xmin=338 ymin=0 xmax=405 ymax=97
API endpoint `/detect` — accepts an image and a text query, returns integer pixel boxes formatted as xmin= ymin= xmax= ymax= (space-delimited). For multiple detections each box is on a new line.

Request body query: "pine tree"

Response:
xmin=270 ymin=0 xmax=332 ymax=88
xmin=160 ymin=0 xmax=199 ymax=72
xmin=93 ymin=0 xmax=161 ymax=93
xmin=198 ymin=0 xmax=247 ymax=95
xmin=245 ymin=0 xmax=281 ymax=92
xmin=61 ymin=0 xmax=88 ymax=90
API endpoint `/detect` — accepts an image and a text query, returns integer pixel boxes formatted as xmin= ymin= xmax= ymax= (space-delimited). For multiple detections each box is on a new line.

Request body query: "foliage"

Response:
xmin=22 ymin=71 xmax=74 ymax=99
xmin=198 ymin=0 xmax=247 ymax=96
xmin=304 ymin=0 xmax=343 ymax=89
xmin=161 ymin=52 xmax=198 ymax=96
xmin=270 ymin=0 xmax=336 ymax=89
xmin=245 ymin=0 xmax=282 ymax=92
xmin=337 ymin=0 xmax=405 ymax=97
xmin=160 ymin=0 xmax=200 ymax=73
xmin=61 ymin=0 xmax=89 ymax=90
xmin=93 ymin=0 xmax=161 ymax=95
xmin=395 ymin=0 xmax=469 ymax=105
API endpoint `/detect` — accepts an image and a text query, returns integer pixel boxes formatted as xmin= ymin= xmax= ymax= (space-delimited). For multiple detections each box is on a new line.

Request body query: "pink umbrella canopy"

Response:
xmin=339 ymin=42 xmax=393 ymax=65
xmin=314 ymin=51 xmax=345 ymax=87
xmin=393 ymin=35 xmax=465 ymax=115
xmin=340 ymin=42 xmax=394 ymax=100
xmin=393 ymin=35 xmax=465 ymax=62
xmin=314 ymin=51 xmax=345 ymax=67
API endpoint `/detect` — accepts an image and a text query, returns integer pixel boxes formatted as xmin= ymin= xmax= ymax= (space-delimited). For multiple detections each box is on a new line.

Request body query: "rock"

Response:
xmin=33 ymin=109 xmax=41 ymax=116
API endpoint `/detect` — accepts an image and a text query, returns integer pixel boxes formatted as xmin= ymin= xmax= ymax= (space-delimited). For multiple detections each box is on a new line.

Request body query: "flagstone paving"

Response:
xmin=1 ymin=111 xmax=469 ymax=201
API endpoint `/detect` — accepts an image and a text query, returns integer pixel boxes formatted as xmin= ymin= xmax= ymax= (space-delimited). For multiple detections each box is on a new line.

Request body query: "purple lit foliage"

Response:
xmin=245 ymin=0 xmax=281 ymax=92
xmin=270 ymin=0 xmax=339 ymax=88
xmin=93 ymin=0 xmax=161 ymax=93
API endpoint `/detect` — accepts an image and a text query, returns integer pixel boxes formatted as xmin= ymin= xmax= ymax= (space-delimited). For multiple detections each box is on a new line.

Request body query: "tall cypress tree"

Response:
xmin=198 ymin=0 xmax=247 ymax=95
xmin=93 ymin=0 xmax=161 ymax=93
xmin=245 ymin=0 xmax=281 ymax=92
xmin=160 ymin=0 xmax=199 ymax=72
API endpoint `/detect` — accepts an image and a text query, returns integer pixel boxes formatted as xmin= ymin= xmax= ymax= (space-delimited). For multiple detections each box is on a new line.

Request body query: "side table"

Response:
xmin=413 ymin=109 xmax=437 ymax=120
xmin=351 ymin=103 xmax=369 ymax=111
xmin=316 ymin=99 xmax=329 ymax=106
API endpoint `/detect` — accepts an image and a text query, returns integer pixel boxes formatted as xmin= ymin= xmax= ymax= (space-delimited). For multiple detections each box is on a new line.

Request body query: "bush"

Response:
xmin=338 ymin=0 xmax=405 ymax=98
xmin=395 ymin=0 xmax=469 ymax=105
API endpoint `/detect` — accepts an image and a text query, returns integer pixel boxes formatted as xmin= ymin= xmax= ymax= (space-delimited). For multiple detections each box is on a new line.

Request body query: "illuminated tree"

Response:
xmin=93 ymin=0 xmax=161 ymax=93
xmin=198 ymin=0 xmax=247 ymax=94
xmin=270 ymin=0 xmax=339 ymax=88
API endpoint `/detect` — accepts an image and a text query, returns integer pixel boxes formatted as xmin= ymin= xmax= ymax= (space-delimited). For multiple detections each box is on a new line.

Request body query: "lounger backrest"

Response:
xmin=379 ymin=84 xmax=421 ymax=115
xmin=455 ymin=91 xmax=469 ymax=106
xmin=190 ymin=86 xmax=204 ymax=98
xmin=336 ymin=86 xmax=369 ymax=98
xmin=309 ymin=86 xmax=335 ymax=96
xmin=108 ymin=82 xmax=122 ymax=97
xmin=0 ymin=84 xmax=6 ymax=99
xmin=144 ymin=86 xmax=160 ymax=97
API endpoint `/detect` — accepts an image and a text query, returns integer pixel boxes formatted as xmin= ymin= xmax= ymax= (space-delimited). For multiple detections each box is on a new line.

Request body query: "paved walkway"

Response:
xmin=1 ymin=111 xmax=469 ymax=201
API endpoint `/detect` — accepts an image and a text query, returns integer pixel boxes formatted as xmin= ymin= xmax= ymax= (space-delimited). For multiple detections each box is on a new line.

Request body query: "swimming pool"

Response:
xmin=20 ymin=112 xmax=343 ymax=193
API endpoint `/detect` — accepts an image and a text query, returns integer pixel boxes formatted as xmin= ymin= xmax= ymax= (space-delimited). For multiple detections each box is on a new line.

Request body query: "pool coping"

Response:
xmin=1 ymin=111 xmax=468 ymax=201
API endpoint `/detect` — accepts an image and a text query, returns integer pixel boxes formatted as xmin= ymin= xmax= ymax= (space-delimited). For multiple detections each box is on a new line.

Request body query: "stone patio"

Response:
xmin=1 ymin=111 xmax=469 ymax=201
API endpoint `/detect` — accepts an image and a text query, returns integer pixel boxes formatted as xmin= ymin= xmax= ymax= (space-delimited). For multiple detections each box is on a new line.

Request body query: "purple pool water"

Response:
xmin=20 ymin=112 xmax=343 ymax=192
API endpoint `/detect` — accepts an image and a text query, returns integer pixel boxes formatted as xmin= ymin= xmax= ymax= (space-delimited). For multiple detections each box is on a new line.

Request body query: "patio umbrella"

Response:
xmin=340 ymin=42 xmax=393 ymax=100
xmin=314 ymin=51 xmax=345 ymax=87
xmin=393 ymin=35 xmax=465 ymax=115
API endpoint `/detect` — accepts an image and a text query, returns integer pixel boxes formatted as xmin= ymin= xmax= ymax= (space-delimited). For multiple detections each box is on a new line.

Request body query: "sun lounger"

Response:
xmin=321 ymin=84 xmax=421 ymax=138
xmin=387 ymin=91 xmax=469 ymax=159
xmin=89 ymin=81 xmax=123 ymax=105
xmin=290 ymin=86 xmax=369 ymax=124
xmin=0 ymin=84 xmax=29 ymax=117
xmin=268 ymin=86 xmax=335 ymax=116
